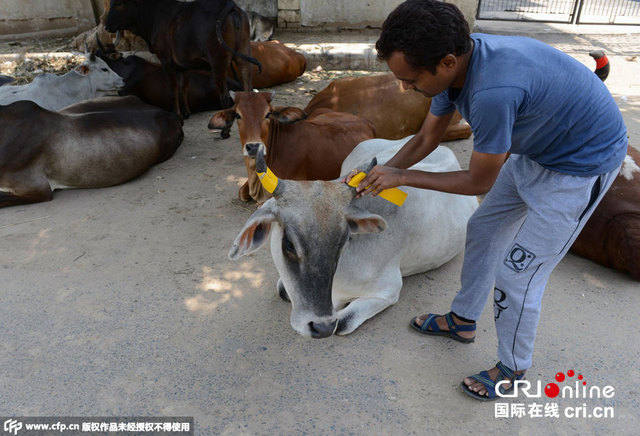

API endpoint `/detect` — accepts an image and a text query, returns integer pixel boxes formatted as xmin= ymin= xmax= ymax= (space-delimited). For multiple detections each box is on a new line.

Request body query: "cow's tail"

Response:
xmin=589 ymin=49 xmax=610 ymax=82
xmin=216 ymin=3 xmax=262 ymax=73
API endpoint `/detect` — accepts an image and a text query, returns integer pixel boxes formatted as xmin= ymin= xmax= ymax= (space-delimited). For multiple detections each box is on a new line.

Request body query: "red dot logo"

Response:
xmin=555 ymin=372 xmax=565 ymax=382
xmin=567 ymin=370 xmax=575 ymax=377
xmin=545 ymin=383 xmax=560 ymax=398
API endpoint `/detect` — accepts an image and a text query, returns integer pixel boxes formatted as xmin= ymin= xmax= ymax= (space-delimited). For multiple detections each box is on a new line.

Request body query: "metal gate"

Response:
xmin=477 ymin=0 xmax=640 ymax=25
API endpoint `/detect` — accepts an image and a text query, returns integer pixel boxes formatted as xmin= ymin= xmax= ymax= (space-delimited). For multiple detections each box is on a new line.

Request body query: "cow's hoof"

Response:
xmin=238 ymin=182 xmax=252 ymax=202
xmin=277 ymin=279 xmax=290 ymax=302
xmin=221 ymin=128 xmax=230 ymax=139
xmin=335 ymin=312 xmax=355 ymax=335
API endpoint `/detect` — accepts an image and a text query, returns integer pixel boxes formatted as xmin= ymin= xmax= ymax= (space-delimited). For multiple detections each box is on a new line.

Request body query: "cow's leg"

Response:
xmin=163 ymin=62 xmax=182 ymax=117
xmin=334 ymin=270 xmax=402 ymax=335
xmin=209 ymin=53 xmax=233 ymax=108
xmin=277 ymin=278 xmax=290 ymax=302
xmin=0 ymin=177 xmax=53 ymax=209
xmin=178 ymin=70 xmax=191 ymax=119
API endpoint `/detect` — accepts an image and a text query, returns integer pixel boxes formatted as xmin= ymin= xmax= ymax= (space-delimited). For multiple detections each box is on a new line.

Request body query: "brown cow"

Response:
xmin=304 ymin=73 xmax=471 ymax=141
xmin=571 ymin=146 xmax=640 ymax=281
xmin=229 ymin=41 xmax=306 ymax=89
xmin=208 ymin=91 xmax=375 ymax=204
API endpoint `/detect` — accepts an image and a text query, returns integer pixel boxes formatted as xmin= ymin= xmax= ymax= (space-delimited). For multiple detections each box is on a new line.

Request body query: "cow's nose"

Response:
xmin=308 ymin=320 xmax=338 ymax=339
xmin=245 ymin=142 xmax=261 ymax=157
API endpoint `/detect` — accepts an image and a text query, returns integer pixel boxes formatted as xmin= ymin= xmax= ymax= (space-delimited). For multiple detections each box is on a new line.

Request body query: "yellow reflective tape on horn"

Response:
xmin=257 ymin=167 xmax=279 ymax=193
xmin=347 ymin=172 xmax=407 ymax=207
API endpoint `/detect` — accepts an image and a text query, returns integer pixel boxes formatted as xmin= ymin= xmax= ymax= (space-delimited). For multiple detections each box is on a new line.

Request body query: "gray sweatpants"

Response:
xmin=450 ymin=154 xmax=621 ymax=372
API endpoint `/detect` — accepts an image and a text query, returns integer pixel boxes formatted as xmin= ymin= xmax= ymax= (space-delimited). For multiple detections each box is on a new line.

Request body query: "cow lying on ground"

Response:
xmin=0 ymin=96 xmax=183 ymax=208
xmin=304 ymin=74 xmax=471 ymax=141
xmin=0 ymin=54 xmax=123 ymax=111
xmin=229 ymin=40 xmax=306 ymax=89
xmin=96 ymin=39 xmax=305 ymax=112
xmin=571 ymin=146 xmax=640 ymax=280
xmin=105 ymin=0 xmax=259 ymax=117
xmin=208 ymin=91 xmax=375 ymax=204
xmin=229 ymin=138 xmax=478 ymax=337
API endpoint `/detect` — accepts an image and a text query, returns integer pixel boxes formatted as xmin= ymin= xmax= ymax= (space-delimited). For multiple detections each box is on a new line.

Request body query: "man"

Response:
xmin=348 ymin=0 xmax=627 ymax=400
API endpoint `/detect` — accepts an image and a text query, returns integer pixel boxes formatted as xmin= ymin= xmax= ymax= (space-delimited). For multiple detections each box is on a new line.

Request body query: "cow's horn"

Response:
xmin=256 ymin=149 xmax=284 ymax=197
xmin=95 ymin=33 xmax=106 ymax=52
xmin=114 ymin=30 xmax=121 ymax=48
xmin=365 ymin=157 xmax=377 ymax=173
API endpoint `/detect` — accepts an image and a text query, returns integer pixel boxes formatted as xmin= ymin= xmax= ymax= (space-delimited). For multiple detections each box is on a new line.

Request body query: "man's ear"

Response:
xmin=439 ymin=54 xmax=457 ymax=70
xmin=228 ymin=200 xmax=278 ymax=260
xmin=270 ymin=106 xmax=307 ymax=124
xmin=345 ymin=205 xmax=387 ymax=234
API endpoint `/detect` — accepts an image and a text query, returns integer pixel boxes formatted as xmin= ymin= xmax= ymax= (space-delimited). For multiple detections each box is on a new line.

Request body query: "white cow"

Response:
xmin=0 ymin=55 xmax=124 ymax=111
xmin=229 ymin=136 xmax=479 ymax=338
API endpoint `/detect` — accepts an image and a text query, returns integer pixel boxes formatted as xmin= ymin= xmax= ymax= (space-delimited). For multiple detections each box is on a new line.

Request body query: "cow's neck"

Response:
xmin=265 ymin=118 xmax=284 ymax=171
xmin=134 ymin=0 xmax=164 ymax=51
xmin=63 ymin=72 xmax=94 ymax=101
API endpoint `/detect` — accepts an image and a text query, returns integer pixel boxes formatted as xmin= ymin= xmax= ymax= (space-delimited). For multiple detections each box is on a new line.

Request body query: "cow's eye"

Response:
xmin=282 ymin=235 xmax=297 ymax=257
xmin=101 ymin=68 xmax=108 ymax=72
xmin=265 ymin=113 xmax=270 ymax=119
xmin=235 ymin=112 xmax=242 ymax=120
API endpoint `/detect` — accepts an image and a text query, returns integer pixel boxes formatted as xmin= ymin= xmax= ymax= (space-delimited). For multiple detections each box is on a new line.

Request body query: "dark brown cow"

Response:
xmin=0 ymin=96 xmax=183 ymax=208
xmin=105 ymin=0 xmax=258 ymax=118
xmin=208 ymin=91 xmax=375 ymax=204
xmin=304 ymin=73 xmax=472 ymax=141
xmin=571 ymin=146 xmax=640 ymax=280
xmin=96 ymin=39 xmax=304 ymax=113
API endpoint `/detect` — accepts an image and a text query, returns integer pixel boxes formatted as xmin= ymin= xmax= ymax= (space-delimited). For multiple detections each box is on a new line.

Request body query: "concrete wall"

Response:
xmin=236 ymin=0 xmax=278 ymax=18
xmin=288 ymin=0 xmax=478 ymax=30
xmin=0 ymin=0 xmax=98 ymax=38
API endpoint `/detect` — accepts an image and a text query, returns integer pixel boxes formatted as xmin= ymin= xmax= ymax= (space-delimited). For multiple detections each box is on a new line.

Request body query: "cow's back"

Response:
xmin=248 ymin=41 xmax=307 ymax=88
xmin=305 ymin=74 xmax=431 ymax=140
xmin=47 ymin=97 xmax=183 ymax=188
xmin=269 ymin=111 xmax=375 ymax=180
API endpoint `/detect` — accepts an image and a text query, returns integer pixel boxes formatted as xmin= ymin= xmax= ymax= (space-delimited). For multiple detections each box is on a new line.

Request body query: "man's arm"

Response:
xmin=356 ymin=149 xmax=506 ymax=197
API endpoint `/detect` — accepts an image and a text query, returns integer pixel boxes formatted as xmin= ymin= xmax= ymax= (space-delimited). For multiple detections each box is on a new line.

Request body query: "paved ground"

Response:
xmin=0 ymin=21 xmax=639 ymax=435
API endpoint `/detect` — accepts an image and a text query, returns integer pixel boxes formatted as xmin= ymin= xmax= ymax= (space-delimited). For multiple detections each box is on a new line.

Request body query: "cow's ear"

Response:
xmin=228 ymin=200 xmax=278 ymax=260
xmin=270 ymin=106 xmax=307 ymax=124
xmin=208 ymin=109 xmax=236 ymax=131
xmin=74 ymin=65 xmax=90 ymax=76
xmin=345 ymin=205 xmax=387 ymax=234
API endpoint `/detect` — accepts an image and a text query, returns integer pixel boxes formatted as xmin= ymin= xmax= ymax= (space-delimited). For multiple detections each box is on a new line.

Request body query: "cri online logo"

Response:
xmin=497 ymin=368 xmax=615 ymax=399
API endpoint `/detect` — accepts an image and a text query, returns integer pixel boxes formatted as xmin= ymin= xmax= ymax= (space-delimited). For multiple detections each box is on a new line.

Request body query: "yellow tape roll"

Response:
xmin=257 ymin=167 xmax=279 ymax=193
xmin=347 ymin=172 xmax=407 ymax=207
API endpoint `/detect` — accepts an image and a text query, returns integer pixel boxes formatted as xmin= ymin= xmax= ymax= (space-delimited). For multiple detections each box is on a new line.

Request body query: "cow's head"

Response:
xmin=207 ymin=91 xmax=307 ymax=156
xmin=95 ymin=34 xmax=140 ymax=85
xmin=228 ymin=152 xmax=387 ymax=338
xmin=105 ymin=0 xmax=140 ymax=34
xmin=75 ymin=51 xmax=125 ymax=94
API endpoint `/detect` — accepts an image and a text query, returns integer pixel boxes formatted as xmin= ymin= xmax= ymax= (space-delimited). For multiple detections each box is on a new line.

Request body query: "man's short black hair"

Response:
xmin=376 ymin=0 xmax=472 ymax=74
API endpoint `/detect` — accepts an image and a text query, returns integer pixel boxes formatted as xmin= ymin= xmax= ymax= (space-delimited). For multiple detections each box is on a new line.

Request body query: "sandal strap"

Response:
xmin=468 ymin=370 xmax=498 ymax=397
xmin=466 ymin=363 xmax=526 ymax=399
xmin=496 ymin=361 xmax=515 ymax=379
xmin=445 ymin=312 xmax=476 ymax=333
xmin=419 ymin=314 xmax=440 ymax=332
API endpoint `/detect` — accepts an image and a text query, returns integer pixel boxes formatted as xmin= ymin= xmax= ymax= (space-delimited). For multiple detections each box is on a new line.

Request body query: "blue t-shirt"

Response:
xmin=430 ymin=33 xmax=627 ymax=176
